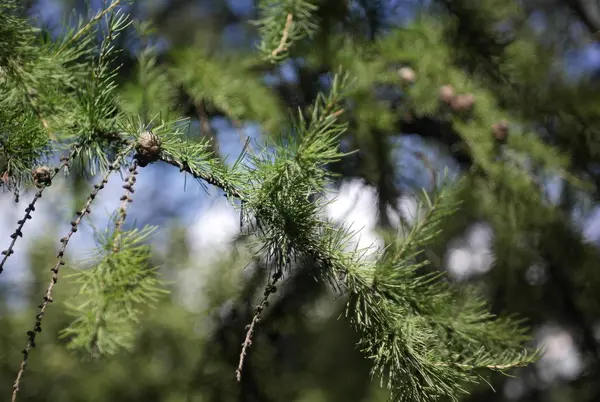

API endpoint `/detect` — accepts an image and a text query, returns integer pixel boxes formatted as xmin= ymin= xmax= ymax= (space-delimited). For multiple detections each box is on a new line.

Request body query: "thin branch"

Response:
xmin=159 ymin=156 xmax=245 ymax=200
xmin=11 ymin=145 xmax=133 ymax=402
xmin=24 ymin=89 xmax=54 ymax=140
xmin=236 ymin=270 xmax=282 ymax=381
xmin=88 ymin=160 xmax=138 ymax=356
xmin=0 ymin=147 xmax=80 ymax=275
xmin=236 ymin=309 xmax=260 ymax=382
xmin=113 ymin=161 xmax=138 ymax=249
xmin=195 ymin=101 xmax=214 ymax=138
xmin=271 ymin=13 xmax=293 ymax=58
xmin=433 ymin=358 xmax=534 ymax=371
xmin=5 ymin=59 xmax=56 ymax=140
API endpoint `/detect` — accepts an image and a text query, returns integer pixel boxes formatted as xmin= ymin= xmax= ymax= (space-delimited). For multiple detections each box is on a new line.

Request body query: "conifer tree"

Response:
xmin=4 ymin=0 xmax=600 ymax=401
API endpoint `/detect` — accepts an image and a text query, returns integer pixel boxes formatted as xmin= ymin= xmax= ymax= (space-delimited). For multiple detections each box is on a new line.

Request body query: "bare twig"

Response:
xmin=195 ymin=100 xmax=219 ymax=153
xmin=271 ymin=13 xmax=294 ymax=58
xmin=235 ymin=309 xmax=261 ymax=382
xmin=236 ymin=270 xmax=282 ymax=381
xmin=159 ymin=156 xmax=245 ymax=200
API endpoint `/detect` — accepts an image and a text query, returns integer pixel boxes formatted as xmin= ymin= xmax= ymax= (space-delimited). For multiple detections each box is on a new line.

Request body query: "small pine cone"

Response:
xmin=492 ymin=120 xmax=509 ymax=142
xmin=438 ymin=85 xmax=456 ymax=104
xmin=450 ymin=93 xmax=475 ymax=113
xmin=32 ymin=166 xmax=52 ymax=188
xmin=397 ymin=67 xmax=416 ymax=84
xmin=135 ymin=131 xmax=162 ymax=167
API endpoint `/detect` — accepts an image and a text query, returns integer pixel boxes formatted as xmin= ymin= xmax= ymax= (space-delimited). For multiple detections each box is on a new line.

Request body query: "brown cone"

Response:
xmin=135 ymin=131 xmax=162 ymax=167
xmin=451 ymin=94 xmax=475 ymax=112
xmin=492 ymin=120 xmax=509 ymax=142
xmin=398 ymin=67 xmax=416 ymax=84
xmin=439 ymin=85 xmax=456 ymax=104
xmin=32 ymin=166 xmax=52 ymax=188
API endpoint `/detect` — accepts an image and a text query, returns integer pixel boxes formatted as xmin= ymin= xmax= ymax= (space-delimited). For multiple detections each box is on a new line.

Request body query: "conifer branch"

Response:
xmin=0 ymin=147 xmax=80 ymax=275
xmin=113 ymin=161 xmax=137 ymax=251
xmin=88 ymin=160 xmax=138 ymax=356
xmin=3 ymin=59 xmax=55 ymax=141
xmin=58 ymin=134 xmax=166 ymax=356
xmin=60 ymin=220 xmax=166 ymax=356
xmin=0 ymin=2 xmax=548 ymax=397
xmin=57 ymin=0 xmax=122 ymax=56
xmin=159 ymin=155 xmax=245 ymax=200
xmin=434 ymin=357 xmax=535 ymax=371
xmin=21 ymin=86 xmax=53 ymax=140
xmin=11 ymin=145 xmax=133 ymax=402
xmin=255 ymin=0 xmax=318 ymax=62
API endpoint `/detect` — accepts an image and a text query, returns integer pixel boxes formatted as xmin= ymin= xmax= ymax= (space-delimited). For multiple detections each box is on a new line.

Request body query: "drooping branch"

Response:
xmin=88 ymin=160 xmax=139 ymax=357
xmin=236 ymin=269 xmax=283 ymax=381
xmin=0 ymin=147 xmax=81 ymax=275
xmin=11 ymin=145 xmax=133 ymax=402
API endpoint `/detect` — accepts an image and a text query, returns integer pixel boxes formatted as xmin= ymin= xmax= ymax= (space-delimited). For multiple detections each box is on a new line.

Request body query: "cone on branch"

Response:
xmin=492 ymin=120 xmax=510 ymax=143
xmin=398 ymin=67 xmax=416 ymax=84
xmin=134 ymin=131 xmax=162 ymax=167
xmin=450 ymin=93 xmax=475 ymax=113
xmin=438 ymin=85 xmax=456 ymax=104
xmin=32 ymin=166 xmax=52 ymax=188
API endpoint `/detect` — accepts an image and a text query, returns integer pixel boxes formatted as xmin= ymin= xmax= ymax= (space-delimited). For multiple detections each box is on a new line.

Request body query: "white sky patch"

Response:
xmin=175 ymin=196 xmax=241 ymax=312
xmin=393 ymin=196 xmax=420 ymax=227
xmin=446 ymin=222 xmax=495 ymax=280
xmin=322 ymin=179 xmax=419 ymax=256
xmin=324 ymin=179 xmax=383 ymax=256
xmin=535 ymin=324 xmax=583 ymax=383
xmin=187 ymin=197 xmax=240 ymax=259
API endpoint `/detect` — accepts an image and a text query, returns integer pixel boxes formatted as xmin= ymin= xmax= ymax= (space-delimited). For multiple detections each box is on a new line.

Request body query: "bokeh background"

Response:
xmin=3 ymin=0 xmax=600 ymax=401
